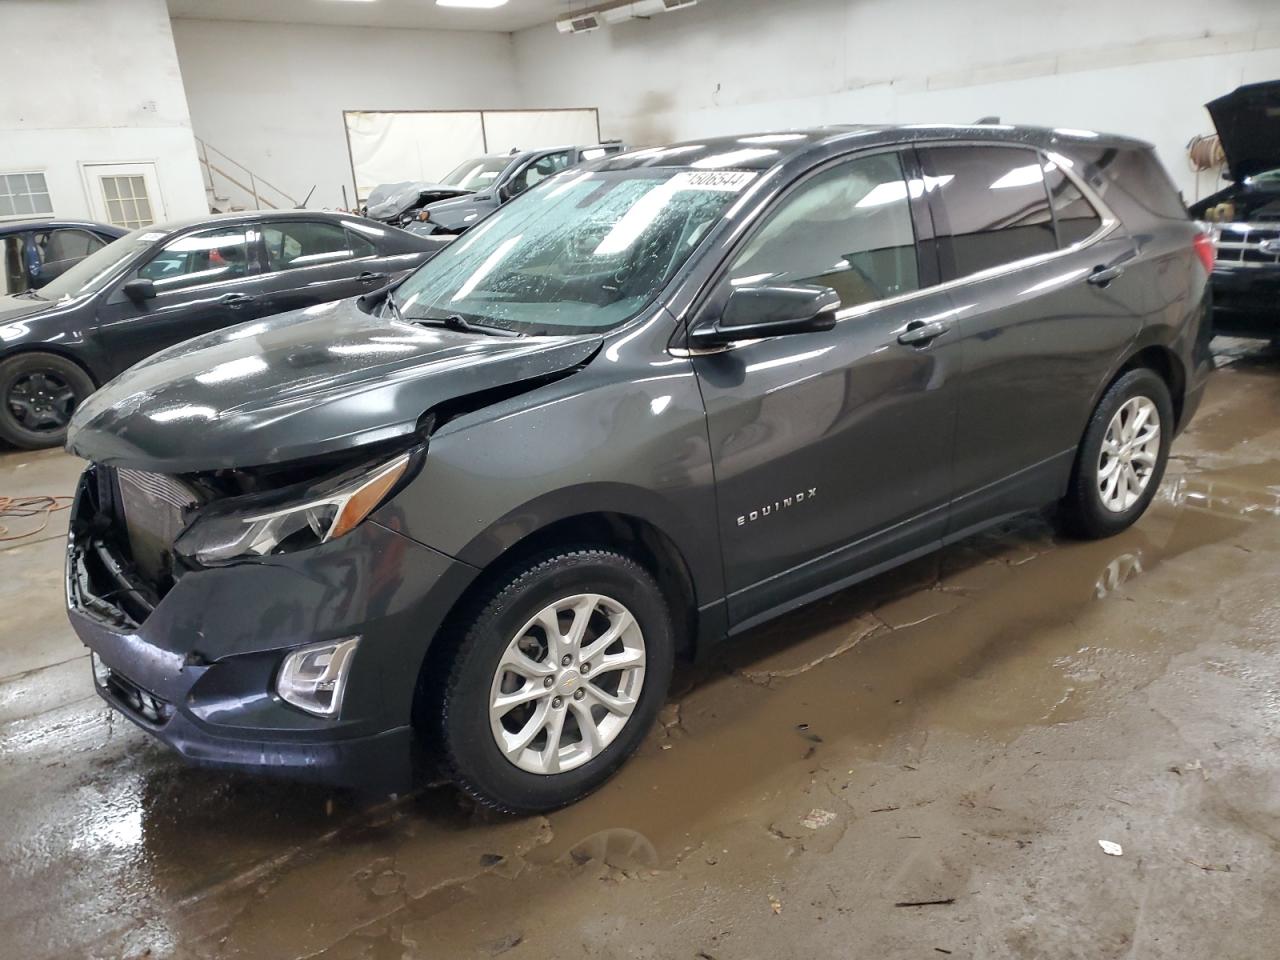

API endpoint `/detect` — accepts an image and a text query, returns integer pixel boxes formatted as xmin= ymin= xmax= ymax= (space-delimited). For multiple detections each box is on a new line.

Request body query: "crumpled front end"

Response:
xmin=64 ymin=462 xmax=477 ymax=788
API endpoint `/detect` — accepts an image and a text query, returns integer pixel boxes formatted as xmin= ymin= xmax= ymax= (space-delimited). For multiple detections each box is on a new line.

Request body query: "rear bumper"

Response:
xmin=65 ymin=466 xmax=477 ymax=789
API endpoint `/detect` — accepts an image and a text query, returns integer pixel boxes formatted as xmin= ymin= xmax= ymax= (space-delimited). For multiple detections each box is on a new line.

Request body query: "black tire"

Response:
xmin=0 ymin=352 xmax=96 ymax=450
xmin=1058 ymin=368 xmax=1173 ymax=540
xmin=437 ymin=548 xmax=674 ymax=815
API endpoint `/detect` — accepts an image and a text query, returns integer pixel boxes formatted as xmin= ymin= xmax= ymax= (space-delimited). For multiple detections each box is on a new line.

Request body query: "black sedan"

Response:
xmin=0 ymin=210 xmax=449 ymax=448
xmin=1 ymin=219 xmax=127 ymax=295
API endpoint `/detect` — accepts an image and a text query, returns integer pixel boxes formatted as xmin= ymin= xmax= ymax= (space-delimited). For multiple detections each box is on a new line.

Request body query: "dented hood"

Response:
xmin=365 ymin=181 xmax=472 ymax=221
xmin=67 ymin=298 xmax=601 ymax=473
xmin=1207 ymin=80 xmax=1280 ymax=182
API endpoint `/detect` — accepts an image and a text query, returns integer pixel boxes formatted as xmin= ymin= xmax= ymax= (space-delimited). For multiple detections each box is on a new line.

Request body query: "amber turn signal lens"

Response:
xmin=328 ymin=455 xmax=410 ymax=540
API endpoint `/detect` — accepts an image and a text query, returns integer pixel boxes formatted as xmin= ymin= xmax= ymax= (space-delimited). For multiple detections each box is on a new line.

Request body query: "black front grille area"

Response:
xmin=102 ymin=666 xmax=172 ymax=727
xmin=71 ymin=465 xmax=190 ymax=628
xmin=1214 ymin=223 xmax=1280 ymax=266
xmin=116 ymin=468 xmax=197 ymax=588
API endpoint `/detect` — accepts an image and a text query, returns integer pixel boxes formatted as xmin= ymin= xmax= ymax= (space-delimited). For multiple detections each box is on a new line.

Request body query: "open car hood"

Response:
xmin=1207 ymin=80 xmax=1280 ymax=182
xmin=67 ymin=299 xmax=601 ymax=474
xmin=365 ymin=181 xmax=473 ymax=221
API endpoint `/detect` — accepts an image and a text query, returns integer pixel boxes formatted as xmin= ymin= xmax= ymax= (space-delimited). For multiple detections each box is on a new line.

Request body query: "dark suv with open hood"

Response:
xmin=1189 ymin=80 xmax=1280 ymax=338
xmin=65 ymin=125 xmax=1212 ymax=813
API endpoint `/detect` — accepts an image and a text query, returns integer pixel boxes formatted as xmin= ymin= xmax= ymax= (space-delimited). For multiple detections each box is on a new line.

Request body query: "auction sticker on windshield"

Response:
xmin=672 ymin=171 xmax=758 ymax=192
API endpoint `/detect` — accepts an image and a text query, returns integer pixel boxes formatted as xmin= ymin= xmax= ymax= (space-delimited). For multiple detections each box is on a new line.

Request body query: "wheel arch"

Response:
xmin=0 ymin=344 xmax=104 ymax=387
xmin=1112 ymin=342 xmax=1187 ymax=430
xmin=410 ymin=505 xmax=707 ymax=735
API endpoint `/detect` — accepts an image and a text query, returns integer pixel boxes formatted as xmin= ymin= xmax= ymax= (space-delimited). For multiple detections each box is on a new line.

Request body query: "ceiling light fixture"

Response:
xmin=436 ymin=0 xmax=510 ymax=8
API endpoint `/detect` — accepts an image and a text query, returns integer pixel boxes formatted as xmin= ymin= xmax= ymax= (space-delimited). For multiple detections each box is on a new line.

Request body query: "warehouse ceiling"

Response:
xmin=165 ymin=0 xmax=578 ymax=32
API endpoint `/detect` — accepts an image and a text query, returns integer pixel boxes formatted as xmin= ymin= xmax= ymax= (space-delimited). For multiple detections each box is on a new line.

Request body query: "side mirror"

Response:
xmin=689 ymin=284 xmax=841 ymax=347
xmin=122 ymin=277 xmax=156 ymax=303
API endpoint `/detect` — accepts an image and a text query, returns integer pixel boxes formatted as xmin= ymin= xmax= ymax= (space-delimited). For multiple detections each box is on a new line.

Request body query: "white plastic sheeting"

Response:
xmin=481 ymin=110 xmax=601 ymax=156
xmin=344 ymin=109 xmax=600 ymax=202
xmin=344 ymin=111 xmax=485 ymax=201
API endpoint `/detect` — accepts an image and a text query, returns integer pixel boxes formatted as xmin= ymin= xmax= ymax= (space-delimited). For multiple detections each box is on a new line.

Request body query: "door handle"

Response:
xmin=221 ymin=293 xmax=255 ymax=308
xmin=1086 ymin=263 xmax=1125 ymax=287
xmin=358 ymin=271 xmax=387 ymax=284
xmin=897 ymin=318 xmax=952 ymax=346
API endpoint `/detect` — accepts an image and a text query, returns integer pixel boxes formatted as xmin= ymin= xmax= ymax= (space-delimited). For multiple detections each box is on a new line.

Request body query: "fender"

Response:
xmin=451 ymin=481 xmax=725 ymax=605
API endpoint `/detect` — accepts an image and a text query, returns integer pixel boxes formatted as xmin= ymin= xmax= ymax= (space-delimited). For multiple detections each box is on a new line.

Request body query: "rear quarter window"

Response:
xmin=1072 ymin=144 xmax=1188 ymax=222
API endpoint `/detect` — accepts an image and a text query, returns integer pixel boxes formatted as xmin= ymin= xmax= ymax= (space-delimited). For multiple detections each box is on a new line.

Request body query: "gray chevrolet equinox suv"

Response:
xmin=65 ymin=125 xmax=1212 ymax=813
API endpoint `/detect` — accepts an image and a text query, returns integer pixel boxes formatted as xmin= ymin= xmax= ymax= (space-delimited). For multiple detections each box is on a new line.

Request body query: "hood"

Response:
xmin=67 ymin=298 xmax=602 ymax=474
xmin=422 ymin=192 xmax=498 ymax=231
xmin=0 ymin=293 xmax=59 ymax=326
xmin=365 ymin=181 xmax=473 ymax=221
xmin=1207 ymin=80 xmax=1280 ymax=182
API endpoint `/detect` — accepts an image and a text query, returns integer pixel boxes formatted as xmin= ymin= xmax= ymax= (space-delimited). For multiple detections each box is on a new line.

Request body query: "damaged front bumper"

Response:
xmin=64 ymin=466 xmax=477 ymax=790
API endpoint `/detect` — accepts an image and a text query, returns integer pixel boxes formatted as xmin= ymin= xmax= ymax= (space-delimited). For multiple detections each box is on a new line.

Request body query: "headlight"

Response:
xmin=277 ymin=637 xmax=360 ymax=717
xmin=175 ymin=452 xmax=411 ymax=565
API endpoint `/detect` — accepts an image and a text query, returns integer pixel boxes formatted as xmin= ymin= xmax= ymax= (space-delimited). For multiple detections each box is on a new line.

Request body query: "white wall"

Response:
xmin=513 ymin=0 xmax=1280 ymax=201
xmin=0 ymin=0 xmax=207 ymax=223
xmin=171 ymin=19 xmax=519 ymax=210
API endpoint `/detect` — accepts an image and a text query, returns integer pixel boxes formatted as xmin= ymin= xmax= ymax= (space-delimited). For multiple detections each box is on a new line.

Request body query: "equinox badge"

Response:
xmin=738 ymin=488 xmax=817 ymax=526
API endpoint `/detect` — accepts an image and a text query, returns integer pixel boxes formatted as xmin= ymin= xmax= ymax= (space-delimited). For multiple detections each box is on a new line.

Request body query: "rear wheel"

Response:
xmin=437 ymin=548 xmax=674 ymax=814
xmin=1058 ymin=368 xmax=1173 ymax=539
xmin=0 ymin=352 xmax=96 ymax=450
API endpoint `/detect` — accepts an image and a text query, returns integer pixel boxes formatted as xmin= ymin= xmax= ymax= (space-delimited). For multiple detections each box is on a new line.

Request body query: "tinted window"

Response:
xmin=509 ymin=151 xmax=574 ymax=196
xmin=346 ymin=228 xmax=376 ymax=258
xmin=137 ymin=226 xmax=252 ymax=292
xmin=729 ymin=151 xmax=919 ymax=309
xmin=263 ymin=221 xmax=355 ymax=272
xmin=1095 ymin=147 xmax=1187 ymax=221
xmin=920 ymin=146 xmax=1055 ymax=280
xmin=1043 ymin=162 xmax=1103 ymax=246
xmin=38 ymin=228 xmax=105 ymax=264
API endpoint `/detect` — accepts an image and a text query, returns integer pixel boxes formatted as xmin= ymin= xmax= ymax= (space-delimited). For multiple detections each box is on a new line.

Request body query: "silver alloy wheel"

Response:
xmin=1097 ymin=396 xmax=1161 ymax=513
xmin=489 ymin=593 xmax=646 ymax=775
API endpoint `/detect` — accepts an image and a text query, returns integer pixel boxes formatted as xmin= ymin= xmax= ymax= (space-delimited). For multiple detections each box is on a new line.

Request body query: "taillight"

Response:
xmin=1192 ymin=231 xmax=1216 ymax=274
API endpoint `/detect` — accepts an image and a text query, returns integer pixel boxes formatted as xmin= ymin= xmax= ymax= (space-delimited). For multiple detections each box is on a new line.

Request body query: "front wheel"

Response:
xmin=437 ymin=549 xmax=674 ymax=814
xmin=0 ymin=352 xmax=96 ymax=450
xmin=1058 ymin=368 xmax=1173 ymax=539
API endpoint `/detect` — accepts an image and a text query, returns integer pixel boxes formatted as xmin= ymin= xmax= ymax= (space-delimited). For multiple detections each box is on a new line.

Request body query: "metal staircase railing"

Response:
xmin=195 ymin=136 xmax=302 ymax=212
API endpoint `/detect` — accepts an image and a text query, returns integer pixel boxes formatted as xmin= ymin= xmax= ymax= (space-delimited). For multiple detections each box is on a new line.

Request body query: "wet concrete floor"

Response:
xmin=1 ymin=339 xmax=1279 ymax=959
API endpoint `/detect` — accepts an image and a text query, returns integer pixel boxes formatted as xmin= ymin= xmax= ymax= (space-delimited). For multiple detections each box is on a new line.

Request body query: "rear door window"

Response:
xmin=729 ymin=151 xmax=921 ymax=310
xmin=918 ymin=145 xmax=1056 ymax=280
xmin=262 ymin=221 xmax=357 ymax=272
xmin=36 ymin=228 xmax=107 ymax=281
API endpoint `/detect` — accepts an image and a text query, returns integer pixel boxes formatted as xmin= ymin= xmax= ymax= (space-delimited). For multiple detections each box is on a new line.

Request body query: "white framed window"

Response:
xmin=99 ymin=175 xmax=154 ymax=229
xmin=81 ymin=162 xmax=165 ymax=229
xmin=0 ymin=172 xmax=54 ymax=220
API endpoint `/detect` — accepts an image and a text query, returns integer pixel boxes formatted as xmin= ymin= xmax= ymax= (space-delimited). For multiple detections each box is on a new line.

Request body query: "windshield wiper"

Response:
xmin=411 ymin=313 xmax=523 ymax=338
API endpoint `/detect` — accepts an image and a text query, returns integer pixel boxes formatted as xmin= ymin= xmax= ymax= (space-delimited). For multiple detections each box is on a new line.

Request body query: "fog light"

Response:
xmin=277 ymin=637 xmax=360 ymax=717
xmin=91 ymin=652 xmax=110 ymax=688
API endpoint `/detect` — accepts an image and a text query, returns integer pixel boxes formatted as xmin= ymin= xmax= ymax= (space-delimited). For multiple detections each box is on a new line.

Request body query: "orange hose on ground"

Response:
xmin=0 ymin=495 xmax=73 ymax=541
